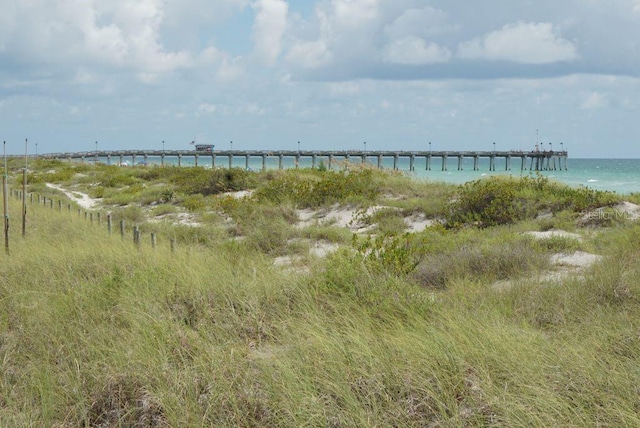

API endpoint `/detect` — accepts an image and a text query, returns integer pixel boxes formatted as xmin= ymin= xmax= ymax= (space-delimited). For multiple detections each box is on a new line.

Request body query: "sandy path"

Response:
xmin=45 ymin=183 xmax=98 ymax=210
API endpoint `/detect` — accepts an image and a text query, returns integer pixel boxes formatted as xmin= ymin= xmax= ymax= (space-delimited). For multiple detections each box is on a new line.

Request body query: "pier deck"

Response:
xmin=37 ymin=149 xmax=568 ymax=171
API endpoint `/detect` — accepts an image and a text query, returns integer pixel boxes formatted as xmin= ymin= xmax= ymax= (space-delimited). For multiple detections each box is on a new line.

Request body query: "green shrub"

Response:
xmin=99 ymin=168 xmax=141 ymax=187
xmin=254 ymin=167 xmax=380 ymax=208
xmin=89 ymin=186 xmax=105 ymax=199
xmin=446 ymin=175 xmax=620 ymax=228
xmin=353 ymin=233 xmax=426 ymax=276
xmin=446 ymin=177 xmax=526 ymax=228
xmin=112 ymin=205 xmax=145 ymax=224
xmin=182 ymin=194 xmax=207 ymax=212
xmin=169 ymin=167 xmax=256 ymax=196
xmin=160 ymin=188 xmax=175 ymax=203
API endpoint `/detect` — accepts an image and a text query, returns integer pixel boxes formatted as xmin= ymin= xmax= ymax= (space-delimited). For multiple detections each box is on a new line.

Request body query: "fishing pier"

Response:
xmin=40 ymin=149 xmax=568 ymax=172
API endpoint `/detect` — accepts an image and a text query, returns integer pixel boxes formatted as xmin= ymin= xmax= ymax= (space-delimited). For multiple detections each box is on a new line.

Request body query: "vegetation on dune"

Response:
xmin=1 ymin=161 xmax=639 ymax=426
xmin=446 ymin=174 xmax=619 ymax=228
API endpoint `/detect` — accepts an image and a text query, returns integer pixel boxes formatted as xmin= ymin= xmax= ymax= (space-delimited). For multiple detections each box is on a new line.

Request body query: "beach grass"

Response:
xmin=1 ymin=162 xmax=639 ymax=426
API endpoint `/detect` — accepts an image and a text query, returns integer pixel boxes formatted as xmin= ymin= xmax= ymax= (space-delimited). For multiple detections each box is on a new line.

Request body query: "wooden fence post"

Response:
xmin=133 ymin=226 xmax=140 ymax=247
xmin=151 ymin=233 xmax=156 ymax=249
xmin=120 ymin=220 xmax=125 ymax=238
xmin=107 ymin=214 xmax=112 ymax=235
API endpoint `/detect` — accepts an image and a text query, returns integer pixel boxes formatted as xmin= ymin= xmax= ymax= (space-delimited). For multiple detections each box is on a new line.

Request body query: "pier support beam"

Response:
xmin=262 ymin=155 xmax=266 ymax=171
xmin=442 ymin=155 xmax=448 ymax=171
xmin=410 ymin=155 xmax=415 ymax=171
xmin=457 ymin=156 xmax=463 ymax=171
xmin=393 ymin=155 xmax=398 ymax=171
xmin=246 ymin=155 xmax=250 ymax=170
xmin=378 ymin=155 xmax=383 ymax=169
xmin=427 ymin=155 xmax=431 ymax=170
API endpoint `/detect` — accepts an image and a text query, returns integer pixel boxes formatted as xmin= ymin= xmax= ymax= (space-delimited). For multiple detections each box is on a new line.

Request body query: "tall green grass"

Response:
xmin=1 ymin=166 xmax=640 ymax=426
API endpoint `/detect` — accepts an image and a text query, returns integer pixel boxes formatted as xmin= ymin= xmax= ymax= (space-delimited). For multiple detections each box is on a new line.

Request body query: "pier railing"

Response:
xmin=33 ymin=149 xmax=568 ymax=171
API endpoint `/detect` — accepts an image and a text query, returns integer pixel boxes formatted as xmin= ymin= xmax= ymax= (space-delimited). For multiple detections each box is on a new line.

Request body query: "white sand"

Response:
xmin=221 ymin=190 xmax=254 ymax=199
xmin=551 ymin=251 xmax=602 ymax=269
xmin=45 ymin=183 xmax=98 ymax=210
xmin=615 ymin=201 xmax=640 ymax=220
xmin=296 ymin=204 xmax=431 ymax=234
xmin=524 ymin=230 xmax=582 ymax=241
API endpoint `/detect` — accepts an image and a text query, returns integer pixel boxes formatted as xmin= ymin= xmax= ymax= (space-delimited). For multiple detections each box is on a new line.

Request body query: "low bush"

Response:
xmin=446 ymin=175 xmax=620 ymax=228
xmin=253 ymin=167 xmax=381 ymax=208
xmin=412 ymin=238 xmax=546 ymax=289
xmin=353 ymin=233 xmax=426 ymax=277
xmin=182 ymin=194 xmax=207 ymax=212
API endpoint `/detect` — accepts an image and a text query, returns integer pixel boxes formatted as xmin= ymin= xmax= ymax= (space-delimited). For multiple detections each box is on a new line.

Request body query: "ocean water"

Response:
xmin=114 ymin=155 xmax=640 ymax=194
xmin=410 ymin=158 xmax=640 ymax=195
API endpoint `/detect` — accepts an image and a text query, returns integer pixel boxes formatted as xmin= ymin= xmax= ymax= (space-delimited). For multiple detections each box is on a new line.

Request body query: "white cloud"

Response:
xmin=580 ymin=92 xmax=607 ymax=110
xmin=286 ymin=40 xmax=333 ymax=69
xmin=383 ymin=37 xmax=452 ymax=65
xmin=458 ymin=22 xmax=579 ymax=64
xmin=198 ymin=103 xmax=218 ymax=114
xmin=383 ymin=7 xmax=454 ymax=40
xmin=252 ymin=0 xmax=288 ymax=66
xmin=332 ymin=0 xmax=380 ymax=29
xmin=0 ymin=0 xmax=198 ymax=77
xmin=285 ymin=0 xmax=381 ymax=71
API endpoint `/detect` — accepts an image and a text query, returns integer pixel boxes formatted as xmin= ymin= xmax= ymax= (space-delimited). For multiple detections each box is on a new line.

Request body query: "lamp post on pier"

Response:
xmin=493 ymin=142 xmax=496 ymax=153
xmin=95 ymin=141 xmax=98 ymax=163
xmin=363 ymin=141 xmax=366 ymax=153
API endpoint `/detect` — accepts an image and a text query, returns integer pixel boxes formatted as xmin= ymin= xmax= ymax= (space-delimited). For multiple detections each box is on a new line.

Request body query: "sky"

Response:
xmin=1 ymin=0 xmax=640 ymax=158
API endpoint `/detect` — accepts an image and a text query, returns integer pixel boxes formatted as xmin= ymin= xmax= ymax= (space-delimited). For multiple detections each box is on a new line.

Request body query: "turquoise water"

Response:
xmin=410 ymin=158 xmax=640 ymax=195
xmin=110 ymin=156 xmax=640 ymax=195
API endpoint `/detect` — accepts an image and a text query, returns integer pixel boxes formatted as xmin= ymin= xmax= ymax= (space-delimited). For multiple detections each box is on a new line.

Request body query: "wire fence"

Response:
xmin=6 ymin=188 xmax=177 ymax=254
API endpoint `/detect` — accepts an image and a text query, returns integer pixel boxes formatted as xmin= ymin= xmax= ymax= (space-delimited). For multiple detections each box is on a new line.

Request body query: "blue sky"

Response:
xmin=1 ymin=0 xmax=640 ymax=157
